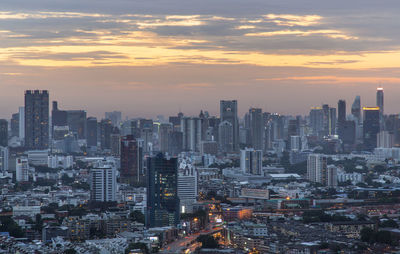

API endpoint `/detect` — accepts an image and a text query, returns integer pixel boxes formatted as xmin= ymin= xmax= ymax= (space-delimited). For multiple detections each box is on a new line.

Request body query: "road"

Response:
xmin=160 ymin=226 xmax=223 ymax=254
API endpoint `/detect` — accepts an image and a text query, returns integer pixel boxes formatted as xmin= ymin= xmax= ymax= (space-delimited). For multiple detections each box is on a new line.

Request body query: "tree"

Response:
xmin=130 ymin=211 xmax=145 ymax=224
xmin=125 ymin=242 xmax=149 ymax=254
xmin=64 ymin=249 xmax=77 ymax=254
xmin=0 ymin=216 xmax=25 ymax=238
xmin=197 ymin=235 xmax=219 ymax=249
xmin=381 ymin=219 xmax=399 ymax=228
xmin=360 ymin=227 xmax=374 ymax=243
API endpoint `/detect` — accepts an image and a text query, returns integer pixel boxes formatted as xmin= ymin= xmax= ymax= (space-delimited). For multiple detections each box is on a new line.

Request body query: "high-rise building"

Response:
xmin=351 ymin=96 xmax=361 ymax=123
xmin=220 ymin=100 xmax=239 ymax=151
xmin=90 ymin=166 xmax=117 ymax=202
xmin=363 ymin=107 xmax=380 ymax=150
xmin=0 ymin=147 xmax=8 ymax=172
xmin=377 ymin=87 xmax=384 ymax=115
xmin=52 ymin=101 xmax=68 ymax=128
xmin=218 ymin=120 xmax=233 ymax=153
xmin=309 ymin=107 xmax=324 ymax=137
xmin=178 ymin=162 xmax=198 ymax=213
xmin=146 ymin=154 xmax=179 ymax=228
xmin=338 ymin=100 xmax=346 ymax=123
xmin=100 ymin=119 xmax=113 ymax=150
xmin=377 ymin=131 xmax=394 ymax=148
xmin=290 ymin=136 xmax=301 ymax=151
xmin=0 ymin=120 xmax=8 ymax=147
xmin=168 ymin=131 xmax=183 ymax=156
xmin=307 ymin=154 xmax=327 ymax=184
xmin=329 ymin=107 xmax=337 ymax=136
xmin=327 ymin=165 xmax=338 ymax=187
xmin=159 ymin=123 xmax=172 ymax=154
xmin=16 ymin=157 xmax=29 ymax=182
xmin=67 ymin=110 xmax=87 ymax=140
xmin=249 ymin=108 xmax=263 ymax=151
xmin=240 ymin=148 xmax=262 ymax=175
xmin=120 ymin=135 xmax=144 ymax=186
xmin=10 ymin=113 xmax=19 ymax=138
xmin=181 ymin=117 xmax=203 ymax=152
xmin=110 ymin=133 xmax=121 ymax=156
xmin=25 ymin=90 xmax=49 ymax=149
xmin=18 ymin=107 xmax=25 ymax=140
xmin=105 ymin=111 xmax=122 ymax=128
xmin=86 ymin=117 xmax=98 ymax=147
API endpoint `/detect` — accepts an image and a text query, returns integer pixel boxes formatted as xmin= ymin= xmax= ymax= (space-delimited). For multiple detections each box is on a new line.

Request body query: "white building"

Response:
xmin=13 ymin=206 xmax=41 ymax=218
xmin=377 ymin=131 xmax=394 ymax=148
xmin=28 ymin=150 xmax=49 ymax=166
xmin=290 ymin=136 xmax=301 ymax=151
xmin=16 ymin=157 xmax=29 ymax=182
xmin=307 ymin=154 xmax=327 ymax=184
xmin=178 ymin=158 xmax=198 ymax=213
xmin=337 ymin=172 xmax=363 ymax=184
xmin=90 ymin=166 xmax=117 ymax=202
xmin=48 ymin=155 xmax=74 ymax=169
xmin=240 ymin=148 xmax=262 ymax=175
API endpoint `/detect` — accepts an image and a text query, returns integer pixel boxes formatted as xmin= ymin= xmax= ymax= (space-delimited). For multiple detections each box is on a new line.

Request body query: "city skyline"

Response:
xmin=1 ymin=0 xmax=400 ymax=117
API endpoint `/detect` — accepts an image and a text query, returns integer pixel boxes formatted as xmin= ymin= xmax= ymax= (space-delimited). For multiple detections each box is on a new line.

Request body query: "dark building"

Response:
xmin=341 ymin=120 xmax=356 ymax=146
xmin=10 ymin=113 xmax=19 ymax=138
xmin=249 ymin=108 xmax=263 ymax=151
xmin=52 ymin=101 xmax=68 ymax=127
xmin=0 ymin=120 xmax=8 ymax=147
xmin=120 ymin=135 xmax=144 ymax=186
xmin=67 ymin=110 xmax=87 ymax=140
xmin=100 ymin=119 xmax=113 ymax=150
xmin=338 ymin=100 xmax=346 ymax=123
xmin=363 ymin=107 xmax=380 ymax=150
xmin=168 ymin=131 xmax=183 ymax=156
xmin=159 ymin=123 xmax=172 ymax=154
xmin=25 ymin=90 xmax=49 ymax=149
xmin=86 ymin=117 xmax=98 ymax=147
xmin=146 ymin=153 xmax=179 ymax=228
xmin=220 ymin=100 xmax=239 ymax=151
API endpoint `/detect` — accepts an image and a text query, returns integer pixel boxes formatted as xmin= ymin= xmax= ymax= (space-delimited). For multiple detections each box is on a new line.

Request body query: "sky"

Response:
xmin=1 ymin=0 xmax=400 ymax=119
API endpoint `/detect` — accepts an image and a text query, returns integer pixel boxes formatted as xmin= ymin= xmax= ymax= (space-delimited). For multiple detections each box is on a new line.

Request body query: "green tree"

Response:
xmin=197 ymin=235 xmax=219 ymax=249
xmin=0 ymin=216 xmax=25 ymax=238
xmin=125 ymin=242 xmax=149 ymax=254
xmin=130 ymin=211 xmax=145 ymax=224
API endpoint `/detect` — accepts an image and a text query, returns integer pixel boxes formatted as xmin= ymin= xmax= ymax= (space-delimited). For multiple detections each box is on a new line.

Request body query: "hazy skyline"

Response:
xmin=1 ymin=0 xmax=400 ymax=118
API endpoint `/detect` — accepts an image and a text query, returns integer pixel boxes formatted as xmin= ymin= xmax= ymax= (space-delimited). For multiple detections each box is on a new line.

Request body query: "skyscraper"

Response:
xmin=105 ymin=111 xmax=122 ymax=128
xmin=351 ymin=96 xmax=361 ymax=123
xmin=16 ymin=157 xmax=29 ymax=182
xmin=181 ymin=117 xmax=203 ymax=152
xmin=10 ymin=113 xmax=19 ymax=138
xmin=307 ymin=154 xmax=327 ymax=185
xmin=178 ymin=162 xmax=198 ymax=213
xmin=159 ymin=123 xmax=172 ymax=154
xmin=249 ymin=108 xmax=263 ymax=151
xmin=99 ymin=119 xmax=113 ymax=150
xmin=86 ymin=117 xmax=98 ymax=147
xmin=240 ymin=148 xmax=262 ymax=175
xmin=25 ymin=90 xmax=49 ymax=149
xmin=363 ymin=107 xmax=380 ymax=150
xmin=120 ymin=135 xmax=144 ymax=186
xmin=90 ymin=166 xmax=117 ymax=202
xmin=338 ymin=100 xmax=346 ymax=123
xmin=146 ymin=153 xmax=179 ymax=228
xmin=18 ymin=107 xmax=25 ymax=140
xmin=0 ymin=147 xmax=8 ymax=172
xmin=0 ymin=120 xmax=8 ymax=147
xmin=376 ymin=87 xmax=384 ymax=115
xmin=218 ymin=120 xmax=233 ymax=153
xmin=309 ymin=107 xmax=324 ymax=137
xmin=220 ymin=100 xmax=239 ymax=151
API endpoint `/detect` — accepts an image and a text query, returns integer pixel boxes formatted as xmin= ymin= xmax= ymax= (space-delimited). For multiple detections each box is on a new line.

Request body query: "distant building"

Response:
xmin=16 ymin=157 xmax=29 ymax=182
xmin=248 ymin=108 xmax=263 ymax=151
xmin=0 ymin=119 xmax=8 ymax=147
xmin=100 ymin=119 xmax=113 ymax=150
xmin=363 ymin=107 xmax=380 ymax=150
xmin=181 ymin=117 xmax=203 ymax=152
xmin=200 ymin=141 xmax=218 ymax=156
xmin=220 ymin=100 xmax=239 ymax=151
xmin=377 ymin=131 xmax=394 ymax=148
xmin=110 ymin=133 xmax=121 ymax=156
xmin=105 ymin=111 xmax=122 ymax=128
xmin=218 ymin=120 xmax=233 ymax=153
xmin=120 ymin=135 xmax=145 ymax=187
xmin=25 ymin=90 xmax=49 ymax=149
xmin=90 ymin=166 xmax=117 ymax=202
xmin=178 ymin=161 xmax=198 ymax=213
xmin=0 ymin=147 xmax=8 ymax=172
xmin=240 ymin=148 xmax=262 ymax=175
xmin=18 ymin=106 xmax=25 ymax=140
xmin=86 ymin=117 xmax=98 ymax=147
xmin=159 ymin=123 xmax=172 ymax=154
xmin=10 ymin=113 xmax=19 ymax=138
xmin=307 ymin=154 xmax=327 ymax=185
xmin=146 ymin=154 xmax=179 ymax=228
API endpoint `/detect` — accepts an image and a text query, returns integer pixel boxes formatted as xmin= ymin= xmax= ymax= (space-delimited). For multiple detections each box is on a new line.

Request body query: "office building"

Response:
xmin=220 ymin=100 xmax=239 ymax=151
xmin=338 ymin=100 xmax=346 ymax=123
xmin=377 ymin=131 xmax=394 ymax=148
xmin=110 ymin=133 xmax=121 ymax=156
xmin=351 ymin=96 xmax=361 ymax=123
xmin=16 ymin=157 xmax=29 ymax=182
xmin=377 ymin=87 xmax=384 ymax=115
xmin=25 ymin=90 xmax=49 ymax=149
xmin=168 ymin=131 xmax=183 ymax=156
xmin=178 ymin=162 xmax=198 ymax=213
xmin=327 ymin=166 xmax=338 ymax=187
xmin=146 ymin=153 xmax=179 ymax=228
xmin=159 ymin=123 xmax=172 ymax=154
xmin=0 ymin=120 xmax=8 ymax=147
xmin=90 ymin=166 xmax=117 ymax=202
xmin=100 ymin=119 xmax=113 ymax=150
xmin=290 ymin=136 xmax=301 ymax=151
xmin=363 ymin=107 xmax=380 ymax=150
xmin=105 ymin=111 xmax=122 ymax=128
xmin=0 ymin=147 xmax=8 ymax=172
xmin=67 ymin=110 xmax=87 ymax=140
xmin=181 ymin=117 xmax=203 ymax=152
xmin=18 ymin=106 xmax=25 ymax=139
xmin=86 ymin=117 xmax=98 ymax=147
xmin=309 ymin=107 xmax=324 ymax=137
xmin=240 ymin=148 xmax=262 ymax=175
xmin=120 ymin=135 xmax=144 ymax=186
xmin=218 ymin=120 xmax=233 ymax=153
xmin=10 ymin=113 xmax=19 ymax=138
xmin=249 ymin=108 xmax=263 ymax=151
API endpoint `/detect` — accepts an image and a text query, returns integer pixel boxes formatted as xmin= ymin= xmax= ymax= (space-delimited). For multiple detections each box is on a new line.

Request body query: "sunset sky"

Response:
xmin=1 ymin=0 xmax=400 ymax=118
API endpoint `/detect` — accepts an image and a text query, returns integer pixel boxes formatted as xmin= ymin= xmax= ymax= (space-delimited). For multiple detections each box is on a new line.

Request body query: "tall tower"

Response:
xmin=338 ymin=100 xmax=346 ymax=123
xmin=351 ymin=96 xmax=361 ymax=123
xmin=120 ymin=135 xmax=144 ymax=186
xmin=220 ymin=100 xmax=239 ymax=151
xmin=90 ymin=166 xmax=117 ymax=202
xmin=376 ymin=87 xmax=384 ymax=115
xmin=249 ymin=108 xmax=263 ymax=151
xmin=146 ymin=153 xmax=179 ymax=228
xmin=363 ymin=107 xmax=380 ymax=150
xmin=25 ymin=90 xmax=49 ymax=149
